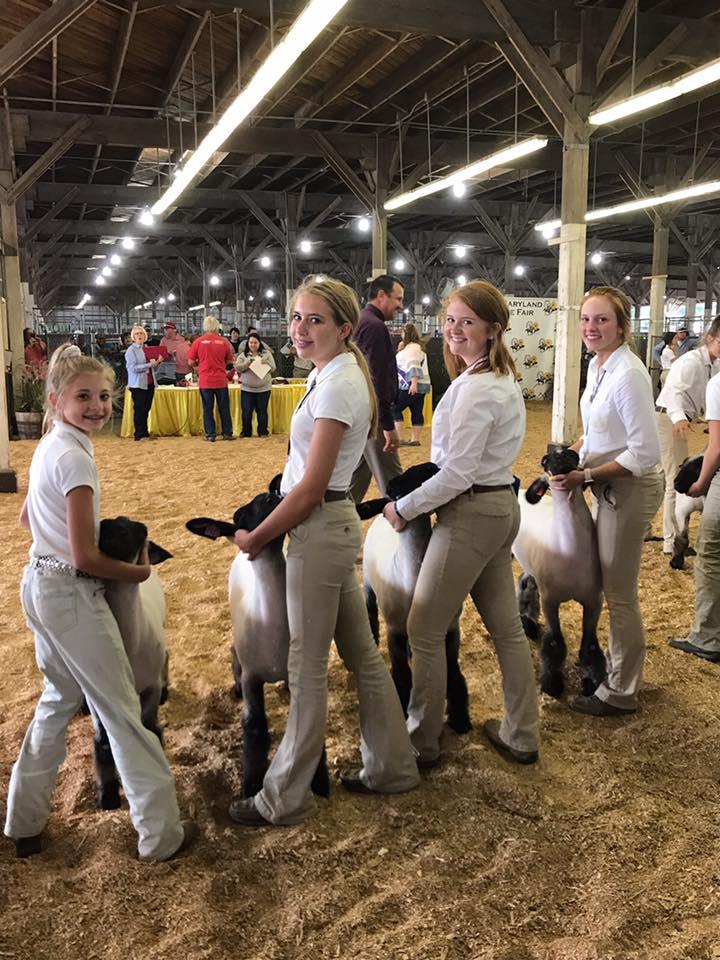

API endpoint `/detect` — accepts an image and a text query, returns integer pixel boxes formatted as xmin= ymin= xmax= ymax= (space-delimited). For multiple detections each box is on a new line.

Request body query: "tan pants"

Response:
xmin=687 ymin=472 xmax=720 ymax=652
xmin=656 ymin=411 xmax=689 ymax=552
xmin=350 ymin=433 xmax=403 ymax=502
xmin=254 ymin=500 xmax=419 ymax=824
xmin=592 ymin=473 xmax=663 ymax=709
xmin=405 ymin=489 xmax=539 ymax=764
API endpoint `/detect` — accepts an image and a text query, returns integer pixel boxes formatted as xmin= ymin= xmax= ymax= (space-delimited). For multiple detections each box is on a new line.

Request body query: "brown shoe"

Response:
xmin=568 ymin=694 xmax=635 ymax=717
xmin=483 ymin=719 xmax=538 ymax=764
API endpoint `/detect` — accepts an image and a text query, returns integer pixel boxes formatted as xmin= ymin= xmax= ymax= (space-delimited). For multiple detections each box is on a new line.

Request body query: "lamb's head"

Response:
xmin=356 ymin=461 xmax=439 ymax=520
xmin=100 ymin=516 xmax=172 ymax=565
xmin=674 ymin=455 xmax=703 ymax=494
xmin=232 ymin=490 xmax=283 ymax=531
xmin=525 ymin=447 xmax=580 ymax=504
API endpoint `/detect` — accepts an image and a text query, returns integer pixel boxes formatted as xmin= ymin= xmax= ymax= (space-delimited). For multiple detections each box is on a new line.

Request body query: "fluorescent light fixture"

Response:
xmin=384 ymin=138 xmax=548 ymax=212
xmin=209 ymin=300 xmax=221 ymax=307
xmin=121 ymin=237 xmax=135 ymax=250
xmin=91 ymin=254 xmax=106 ymax=260
xmin=457 ymin=274 xmax=467 ymax=285
xmin=95 ymin=275 xmax=106 ymax=286
xmin=394 ymin=258 xmax=405 ymax=271
xmin=590 ymin=55 xmax=720 ymax=126
xmin=452 ymin=182 xmax=467 ymax=199
xmin=167 ymin=292 xmax=176 ymax=301
xmin=455 ymin=245 xmax=467 ymax=258
xmin=188 ymin=303 xmax=205 ymax=311
xmin=139 ymin=209 xmax=155 ymax=226
xmin=357 ymin=216 xmax=370 ymax=232
xmin=299 ymin=239 xmax=312 ymax=254
xmin=133 ymin=304 xmax=143 ymax=310
xmin=513 ymin=264 xmax=525 ymax=277
xmin=110 ymin=253 xmax=122 ymax=266
xmin=110 ymin=215 xmax=129 ymax=222
xmin=74 ymin=293 xmax=90 ymax=309
xmin=260 ymin=255 xmax=271 ymax=268
xmin=150 ymin=0 xmax=350 ymax=216
xmin=142 ymin=301 xmax=152 ymax=308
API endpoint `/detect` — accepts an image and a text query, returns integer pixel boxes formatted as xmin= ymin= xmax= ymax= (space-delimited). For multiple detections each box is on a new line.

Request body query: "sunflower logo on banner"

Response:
xmin=506 ymin=298 xmax=558 ymax=399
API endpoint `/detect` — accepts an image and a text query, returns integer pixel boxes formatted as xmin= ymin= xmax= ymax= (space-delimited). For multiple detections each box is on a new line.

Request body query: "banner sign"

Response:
xmin=505 ymin=297 xmax=558 ymax=400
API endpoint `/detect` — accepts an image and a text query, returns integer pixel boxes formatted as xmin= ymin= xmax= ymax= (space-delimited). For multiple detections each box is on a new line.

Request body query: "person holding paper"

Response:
xmin=235 ymin=334 xmax=276 ymax=437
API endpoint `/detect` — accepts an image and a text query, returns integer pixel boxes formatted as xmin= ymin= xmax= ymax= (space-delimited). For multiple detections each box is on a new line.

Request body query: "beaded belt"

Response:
xmin=30 ymin=555 xmax=97 ymax=579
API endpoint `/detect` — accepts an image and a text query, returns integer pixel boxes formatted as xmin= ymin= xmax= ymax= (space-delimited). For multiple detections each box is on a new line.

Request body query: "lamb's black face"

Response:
xmin=674 ymin=455 xmax=703 ymax=494
xmin=99 ymin=516 xmax=148 ymax=562
xmin=541 ymin=448 xmax=580 ymax=476
xmin=233 ymin=492 xmax=283 ymax=531
xmin=386 ymin=462 xmax=440 ymax=500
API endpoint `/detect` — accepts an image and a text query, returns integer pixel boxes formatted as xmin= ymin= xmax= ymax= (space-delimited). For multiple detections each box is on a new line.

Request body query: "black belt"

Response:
xmin=324 ymin=489 xmax=352 ymax=502
xmin=657 ymin=407 xmax=668 ymax=414
xmin=470 ymin=484 xmax=512 ymax=493
xmin=657 ymin=407 xmax=691 ymax=418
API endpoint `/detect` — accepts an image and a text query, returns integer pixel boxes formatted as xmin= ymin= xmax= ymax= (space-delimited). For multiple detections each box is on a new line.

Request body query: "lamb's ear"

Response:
xmin=525 ymin=478 xmax=549 ymax=505
xmin=356 ymin=498 xmax=388 ymax=521
xmin=268 ymin=473 xmax=283 ymax=495
xmin=148 ymin=541 xmax=173 ymax=565
xmin=186 ymin=518 xmax=237 ymax=540
xmin=512 ymin=475 xmax=521 ymax=498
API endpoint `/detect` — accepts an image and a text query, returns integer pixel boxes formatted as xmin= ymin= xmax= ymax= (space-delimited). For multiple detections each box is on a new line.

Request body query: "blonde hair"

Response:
xmin=581 ymin=286 xmax=635 ymax=347
xmin=130 ymin=325 xmax=147 ymax=342
xmin=203 ymin=315 xmax=220 ymax=332
xmin=291 ymin=276 xmax=378 ymax=437
xmin=43 ymin=343 xmax=116 ymax=432
xmin=442 ymin=280 xmax=517 ymax=380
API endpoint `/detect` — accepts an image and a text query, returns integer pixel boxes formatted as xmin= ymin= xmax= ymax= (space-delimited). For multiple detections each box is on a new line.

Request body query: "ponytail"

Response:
xmin=346 ymin=340 xmax=378 ymax=438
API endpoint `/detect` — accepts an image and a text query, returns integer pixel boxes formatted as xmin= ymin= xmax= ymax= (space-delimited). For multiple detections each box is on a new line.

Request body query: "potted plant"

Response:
xmin=14 ymin=364 xmax=46 ymax=439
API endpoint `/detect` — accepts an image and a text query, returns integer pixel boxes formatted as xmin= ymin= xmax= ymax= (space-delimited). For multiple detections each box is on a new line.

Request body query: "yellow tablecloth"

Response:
xmin=120 ymin=384 xmax=432 ymax=437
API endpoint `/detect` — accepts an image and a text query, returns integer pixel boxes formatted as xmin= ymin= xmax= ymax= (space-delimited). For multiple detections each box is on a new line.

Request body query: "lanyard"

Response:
xmin=287 ymin=377 xmax=317 ymax=455
xmin=588 ymin=367 xmax=607 ymax=404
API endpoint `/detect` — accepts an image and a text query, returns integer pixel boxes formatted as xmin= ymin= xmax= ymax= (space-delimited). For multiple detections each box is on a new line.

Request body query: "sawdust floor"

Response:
xmin=1 ymin=404 xmax=718 ymax=960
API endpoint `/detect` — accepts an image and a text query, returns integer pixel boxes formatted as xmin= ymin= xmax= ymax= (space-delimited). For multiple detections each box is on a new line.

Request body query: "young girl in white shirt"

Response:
xmin=554 ymin=286 xmax=662 ymax=716
xmin=228 ymin=277 xmax=419 ymax=827
xmin=383 ymin=280 xmax=539 ymax=768
xmin=4 ymin=344 xmax=194 ymax=861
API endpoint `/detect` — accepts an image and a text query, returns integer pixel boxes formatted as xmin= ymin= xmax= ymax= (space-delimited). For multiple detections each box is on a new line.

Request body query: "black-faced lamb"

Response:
xmin=670 ymin=455 xmax=704 ymax=570
xmin=93 ymin=517 xmax=172 ymax=810
xmin=512 ymin=448 xmax=606 ymax=699
xmin=357 ymin=463 xmax=471 ymax=734
xmin=186 ymin=481 xmax=329 ymax=799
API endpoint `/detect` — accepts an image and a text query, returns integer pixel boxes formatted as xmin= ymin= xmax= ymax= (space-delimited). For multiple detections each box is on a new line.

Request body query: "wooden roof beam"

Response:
xmin=596 ymin=0 xmax=637 ymax=85
xmin=7 ymin=118 xmax=91 ymax=204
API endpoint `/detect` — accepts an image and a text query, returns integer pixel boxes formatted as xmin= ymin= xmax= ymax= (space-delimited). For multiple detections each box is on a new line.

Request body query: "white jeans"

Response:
xmin=4 ymin=566 xmax=183 ymax=860
xmin=255 ymin=501 xmax=419 ymax=824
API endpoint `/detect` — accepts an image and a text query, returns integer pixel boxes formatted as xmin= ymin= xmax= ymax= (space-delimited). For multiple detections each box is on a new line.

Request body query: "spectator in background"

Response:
xmin=23 ymin=329 xmax=48 ymax=375
xmin=160 ymin=321 xmax=191 ymax=383
xmin=187 ymin=316 xmax=235 ymax=442
xmin=350 ymin=274 xmax=404 ymax=501
xmin=228 ymin=327 xmax=242 ymax=355
xmin=235 ymin=333 xmax=276 ymax=437
xmin=676 ymin=328 xmax=691 ymax=355
xmin=393 ymin=322 xmax=431 ymax=446
xmin=125 ymin=325 xmax=158 ymax=442
xmin=281 ymin=336 xmax=313 ymax=378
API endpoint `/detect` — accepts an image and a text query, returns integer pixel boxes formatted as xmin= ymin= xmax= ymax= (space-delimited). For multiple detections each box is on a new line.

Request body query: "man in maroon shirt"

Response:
xmin=350 ymin=274 xmax=405 ymax=501
xmin=187 ymin=316 xmax=235 ymax=441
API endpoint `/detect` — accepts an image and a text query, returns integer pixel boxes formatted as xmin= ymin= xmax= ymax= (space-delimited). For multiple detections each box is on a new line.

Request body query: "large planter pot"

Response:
xmin=15 ymin=411 xmax=43 ymax=440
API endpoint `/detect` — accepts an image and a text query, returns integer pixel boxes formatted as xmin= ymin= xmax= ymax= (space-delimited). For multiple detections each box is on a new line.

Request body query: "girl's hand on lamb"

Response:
xmin=383 ymin=502 xmax=407 ymax=532
xmin=232 ymin=529 xmax=260 ymax=559
xmin=552 ymin=470 xmax=585 ymax=492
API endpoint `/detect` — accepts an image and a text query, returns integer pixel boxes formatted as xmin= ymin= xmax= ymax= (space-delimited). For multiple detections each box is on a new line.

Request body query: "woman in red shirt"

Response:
xmin=187 ymin=316 xmax=235 ymax=442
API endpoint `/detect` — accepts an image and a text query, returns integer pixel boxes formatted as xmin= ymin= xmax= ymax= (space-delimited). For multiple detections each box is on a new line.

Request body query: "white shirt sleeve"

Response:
xmin=53 ymin=448 xmax=97 ymax=497
xmin=706 ymin=374 xmax=720 ymax=421
xmin=659 ymin=351 xmax=707 ymax=423
xmin=614 ymin=368 xmax=661 ymax=475
xmin=312 ymin=374 xmax=354 ymax=427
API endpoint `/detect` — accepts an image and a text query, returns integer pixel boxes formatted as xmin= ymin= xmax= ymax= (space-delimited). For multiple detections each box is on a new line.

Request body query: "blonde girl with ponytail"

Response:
xmin=383 ymin=279 xmax=540 ymax=768
xmin=5 ymin=342 xmax=194 ymax=862
xmin=227 ymin=275 xmax=419 ymax=828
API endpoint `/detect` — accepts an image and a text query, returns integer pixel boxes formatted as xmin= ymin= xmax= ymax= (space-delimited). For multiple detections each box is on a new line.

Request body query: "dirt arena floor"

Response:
xmin=1 ymin=403 xmax=717 ymax=960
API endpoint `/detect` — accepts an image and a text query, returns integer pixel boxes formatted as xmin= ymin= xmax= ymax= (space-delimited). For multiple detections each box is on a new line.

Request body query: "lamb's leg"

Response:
xmin=444 ymin=623 xmax=471 ymax=734
xmin=540 ymin=601 xmax=566 ymax=699
xmin=231 ymin=645 xmax=243 ymax=699
xmin=139 ymin=687 xmax=164 ymax=746
xmin=93 ymin=715 xmax=121 ymax=810
xmin=670 ymin=520 xmax=690 ymax=570
xmin=241 ymin=677 xmax=270 ymax=798
xmin=517 ymin=574 xmax=541 ymax=640
xmin=159 ymin=651 xmax=170 ymax=705
xmin=310 ymin=745 xmax=330 ymax=798
xmin=387 ymin=630 xmax=412 ymax=715
xmin=365 ymin=584 xmax=380 ymax=646
xmin=577 ymin=600 xmax=606 ymax=696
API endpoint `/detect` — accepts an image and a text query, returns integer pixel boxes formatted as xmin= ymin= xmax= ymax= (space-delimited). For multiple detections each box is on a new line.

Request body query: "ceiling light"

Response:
xmin=422 ymin=295 xmax=430 ymax=305
xmin=158 ymin=297 xmax=166 ymax=305
xmin=142 ymin=301 xmax=152 ymax=308
xmin=384 ymin=138 xmax=548 ymax=212
xmin=590 ymin=252 xmax=603 ymax=265
xmin=209 ymin=300 xmax=221 ymax=307
xmin=513 ymin=264 xmax=525 ymax=277
xmin=133 ymin=304 xmax=143 ymax=310
xmin=299 ymin=239 xmax=312 ymax=254
xmin=101 ymin=266 xmax=112 ymax=277
xmin=139 ymin=209 xmax=155 ymax=226
xmin=188 ymin=303 xmax=205 ymax=311
xmin=209 ymin=274 xmax=220 ymax=286
xmin=99 ymin=237 xmax=116 ymax=244
xmin=167 ymin=292 xmax=176 ymax=301
xmin=248 ymin=295 xmax=255 ymax=301
xmin=455 ymin=245 xmax=466 ymax=258
xmin=452 ymin=182 xmax=467 ymax=199
xmin=357 ymin=216 xmax=370 ymax=232
xmin=265 ymin=289 xmax=275 ymax=298
xmin=590 ymin=55 xmax=720 ymax=126
xmin=625 ymin=275 xmax=631 ymax=280
xmin=394 ymin=258 xmax=405 ymax=271
xmin=94 ymin=275 xmax=106 ymax=286
xmin=110 ymin=215 xmax=129 ymax=222
xmin=121 ymin=237 xmax=135 ymax=250
xmin=151 ymin=0 xmax=351 ymax=216
xmin=457 ymin=274 xmax=467 ymax=285
xmin=110 ymin=253 xmax=122 ymax=266
xmin=540 ymin=223 xmax=557 ymax=240
xmin=260 ymin=255 xmax=271 ymax=268
xmin=91 ymin=254 xmax=106 ymax=260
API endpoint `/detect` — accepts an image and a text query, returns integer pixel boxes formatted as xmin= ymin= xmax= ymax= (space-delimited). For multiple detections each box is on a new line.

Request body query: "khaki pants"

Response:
xmin=255 ymin=501 xmax=419 ymax=824
xmin=5 ymin=568 xmax=183 ymax=860
xmin=405 ymin=489 xmax=539 ymax=764
xmin=350 ymin=433 xmax=403 ymax=502
xmin=688 ymin=472 xmax=720 ymax=652
xmin=656 ymin=411 xmax=689 ymax=552
xmin=592 ymin=473 xmax=663 ymax=709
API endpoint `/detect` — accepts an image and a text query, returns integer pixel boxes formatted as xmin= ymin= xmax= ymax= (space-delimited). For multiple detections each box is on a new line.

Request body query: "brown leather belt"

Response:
xmin=470 ymin=484 xmax=512 ymax=493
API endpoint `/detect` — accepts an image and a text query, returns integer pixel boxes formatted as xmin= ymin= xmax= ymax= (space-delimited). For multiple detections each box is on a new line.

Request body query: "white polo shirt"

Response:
xmin=27 ymin=421 xmax=100 ymax=566
xmin=657 ymin=345 xmax=719 ymax=423
xmin=706 ymin=371 xmax=720 ymax=421
xmin=396 ymin=364 xmax=526 ymax=521
xmin=580 ymin=344 xmax=660 ymax=476
xmin=280 ymin=351 xmax=370 ymax=496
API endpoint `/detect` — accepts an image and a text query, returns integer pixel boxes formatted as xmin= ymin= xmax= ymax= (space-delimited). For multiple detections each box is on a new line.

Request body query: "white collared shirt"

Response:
xmin=280 ymin=351 xmax=370 ymax=495
xmin=580 ymin=344 xmax=660 ymax=476
xmin=27 ymin=421 xmax=100 ymax=566
xmin=656 ymin=345 xmax=719 ymax=423
xmin=396 ymin=365 xmax=526 ymax=521
xmin=706 ymin=371 xmax=720 ymax=421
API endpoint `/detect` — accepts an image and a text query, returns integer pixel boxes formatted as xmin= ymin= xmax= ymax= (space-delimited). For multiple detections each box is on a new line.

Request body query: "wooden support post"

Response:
xmin=686 ymin=263 xmax=698 ymax=324
xmin=551 ymin=123 xmax=589 ymax=445
xmin=704 ymin=276 xmax=714 ymax=323
xmin=0 ymin=109 xmax=25 ymax=397
xmin=646 ymin=218 xmax=669 ymax=370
